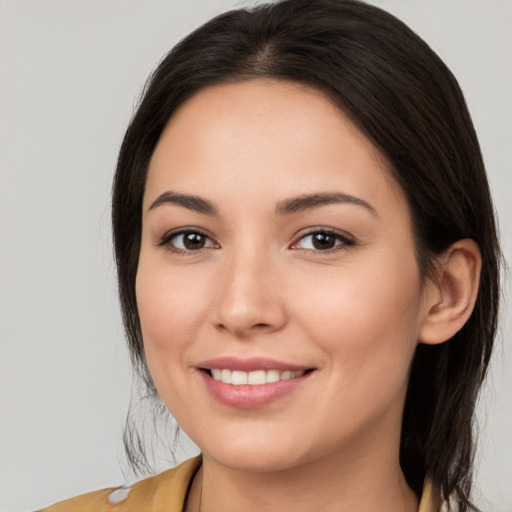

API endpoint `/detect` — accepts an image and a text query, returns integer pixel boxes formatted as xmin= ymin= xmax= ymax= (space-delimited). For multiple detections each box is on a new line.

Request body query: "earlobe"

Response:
xmin=419 ymin=239 xmax=481 ymax=345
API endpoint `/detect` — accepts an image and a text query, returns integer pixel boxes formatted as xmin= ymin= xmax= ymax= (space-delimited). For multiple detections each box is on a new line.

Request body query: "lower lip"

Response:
xmin=199 ymin=371 xmax=312 ymax=409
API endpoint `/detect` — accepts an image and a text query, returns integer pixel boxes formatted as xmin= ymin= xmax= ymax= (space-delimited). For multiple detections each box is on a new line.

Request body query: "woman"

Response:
xmin=40 ymin=0 xmax=501 ymax=511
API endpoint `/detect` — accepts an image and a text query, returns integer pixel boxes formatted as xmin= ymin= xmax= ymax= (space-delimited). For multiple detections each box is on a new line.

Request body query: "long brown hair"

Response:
xmin=112 ymin=1 xmax=501 ymax=509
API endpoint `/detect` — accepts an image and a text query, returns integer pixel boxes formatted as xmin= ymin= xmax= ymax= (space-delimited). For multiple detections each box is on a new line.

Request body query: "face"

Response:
xmin=136 ymin=79 xmax=431 ymax=473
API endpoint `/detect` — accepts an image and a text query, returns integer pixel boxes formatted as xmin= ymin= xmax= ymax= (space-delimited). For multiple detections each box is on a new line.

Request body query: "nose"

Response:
xmin=213 ymin=251 xmax=287 ymax=339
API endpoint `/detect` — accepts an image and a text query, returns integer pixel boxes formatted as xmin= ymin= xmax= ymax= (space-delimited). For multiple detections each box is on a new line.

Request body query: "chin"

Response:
xmin=198 ymin=427 xmax=341 ymax=476
xmin=188 ymin=424 xmax=307 ymax=473
xmin=204 ymin=445 xmax=306 ymax=474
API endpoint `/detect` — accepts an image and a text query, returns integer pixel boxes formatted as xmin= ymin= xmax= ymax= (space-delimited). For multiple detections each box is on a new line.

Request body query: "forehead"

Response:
xmin=145 ymin=79 xmax=406 ymax=216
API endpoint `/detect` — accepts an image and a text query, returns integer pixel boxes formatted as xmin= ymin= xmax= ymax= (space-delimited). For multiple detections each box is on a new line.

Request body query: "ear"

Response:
xmin=419 ymin=239 xmax=482 ymax=345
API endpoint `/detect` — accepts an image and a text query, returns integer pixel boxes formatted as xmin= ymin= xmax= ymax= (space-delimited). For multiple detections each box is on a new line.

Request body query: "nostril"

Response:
xmin=215 ymin=322 xmax=270 ymax=332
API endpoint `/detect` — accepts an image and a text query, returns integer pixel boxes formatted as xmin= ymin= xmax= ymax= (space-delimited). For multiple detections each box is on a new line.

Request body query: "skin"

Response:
xmin=136 ymin=79 xmax=479 ymax=512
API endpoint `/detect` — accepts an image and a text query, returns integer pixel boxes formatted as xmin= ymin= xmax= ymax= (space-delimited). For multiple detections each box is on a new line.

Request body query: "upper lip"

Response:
xmin=197 ymin=356 xmax=312 ymax=372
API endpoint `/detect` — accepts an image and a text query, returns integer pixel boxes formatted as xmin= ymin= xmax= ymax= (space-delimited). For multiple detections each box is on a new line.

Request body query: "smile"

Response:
xmin=197 ymin=358 xmax=315 ymax=409
xmin=209 ymin=369 xmax=306 ymax=385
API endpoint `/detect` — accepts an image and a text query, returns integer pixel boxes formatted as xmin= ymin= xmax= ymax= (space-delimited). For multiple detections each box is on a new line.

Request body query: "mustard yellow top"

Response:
xmin=37 ymin=456 xmax=437 ymax=512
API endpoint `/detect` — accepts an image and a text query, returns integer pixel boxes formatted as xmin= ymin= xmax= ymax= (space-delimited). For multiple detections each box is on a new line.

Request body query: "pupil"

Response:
xmin=184 ymin=233 xmax=205 ymax=250
xmin=313 ymin=233 xmax=335 ymax=250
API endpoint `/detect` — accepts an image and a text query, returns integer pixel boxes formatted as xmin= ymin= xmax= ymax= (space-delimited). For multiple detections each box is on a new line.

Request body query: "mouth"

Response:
xmin=203 ymin=368 xmax=313 ymax=385
xmin=196 ymin=358 xmax=316 ymax=409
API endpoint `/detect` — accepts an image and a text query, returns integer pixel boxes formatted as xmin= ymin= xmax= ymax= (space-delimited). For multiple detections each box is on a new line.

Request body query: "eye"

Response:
xmin=291 ymin=229 xmax=353 ymax=252
xmin=158 ymin=229 xmax=218 ymax=253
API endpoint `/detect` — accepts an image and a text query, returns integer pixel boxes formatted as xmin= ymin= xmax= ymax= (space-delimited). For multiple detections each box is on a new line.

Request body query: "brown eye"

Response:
xmin=292 ymin=230 xmax=352 ymax=252
xmin=164 ymin=230 xmax=217 ymax=252
xmin=182 ymin=232 xmax=207 ymax=250
xmin=311 ymin=232 xmax=336 ymax=250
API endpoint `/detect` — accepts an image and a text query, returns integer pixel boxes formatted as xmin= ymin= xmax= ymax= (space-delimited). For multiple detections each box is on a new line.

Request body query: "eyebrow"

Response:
xmin=275 ymin=192 xmax=377 ymax=216
xmin=148 ymin=190 xmax=377 ymax=217
xmin=148 ymin=191 xmax=218 ymax=215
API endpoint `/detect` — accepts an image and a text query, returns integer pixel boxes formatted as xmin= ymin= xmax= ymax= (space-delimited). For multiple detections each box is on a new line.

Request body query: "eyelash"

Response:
xmin=291 ymin=228 xmax=354 ymax=253
xmin=156 ymin=228 xmax=218 ymax=255
xmin=156 ymin=228 xmax=354 ymax=255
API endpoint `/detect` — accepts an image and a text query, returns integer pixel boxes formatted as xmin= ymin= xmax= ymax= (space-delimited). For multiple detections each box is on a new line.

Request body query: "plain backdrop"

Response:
xmin=0 ymin=1 xmax=511 ymax=511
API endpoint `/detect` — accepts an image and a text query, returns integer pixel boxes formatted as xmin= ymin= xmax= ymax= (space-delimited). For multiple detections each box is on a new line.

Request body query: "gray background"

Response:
xmin=0 ymin=1 xmax=510 ymax=511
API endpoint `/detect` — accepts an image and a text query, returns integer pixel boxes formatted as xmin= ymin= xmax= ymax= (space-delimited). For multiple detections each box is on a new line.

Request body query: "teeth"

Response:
xmin=266 ymin=369 xmax=280 ymax=383
xmin=232 ymin=370 xmax=248 ymax=385
xmin=221 ymin=369 xmax=232 ymax=384
xmin=210 ymin=369 xmax=306 ymax=385
xmin=248 ymin=370 xmax=266 ymax=385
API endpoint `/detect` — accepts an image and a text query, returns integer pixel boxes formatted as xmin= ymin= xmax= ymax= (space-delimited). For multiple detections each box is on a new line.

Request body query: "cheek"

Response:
xmin=137 ymin=254 xmax=209 ymax=334
xmin=135 ymin=259 xmax=210 ymax=394
xmin=294 ymin=252 xmax=423 ymax=391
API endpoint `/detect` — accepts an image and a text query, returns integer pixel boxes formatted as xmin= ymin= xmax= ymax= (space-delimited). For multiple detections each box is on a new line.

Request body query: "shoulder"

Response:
xmin=36 ymin=456 xmax=202 ymax=512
